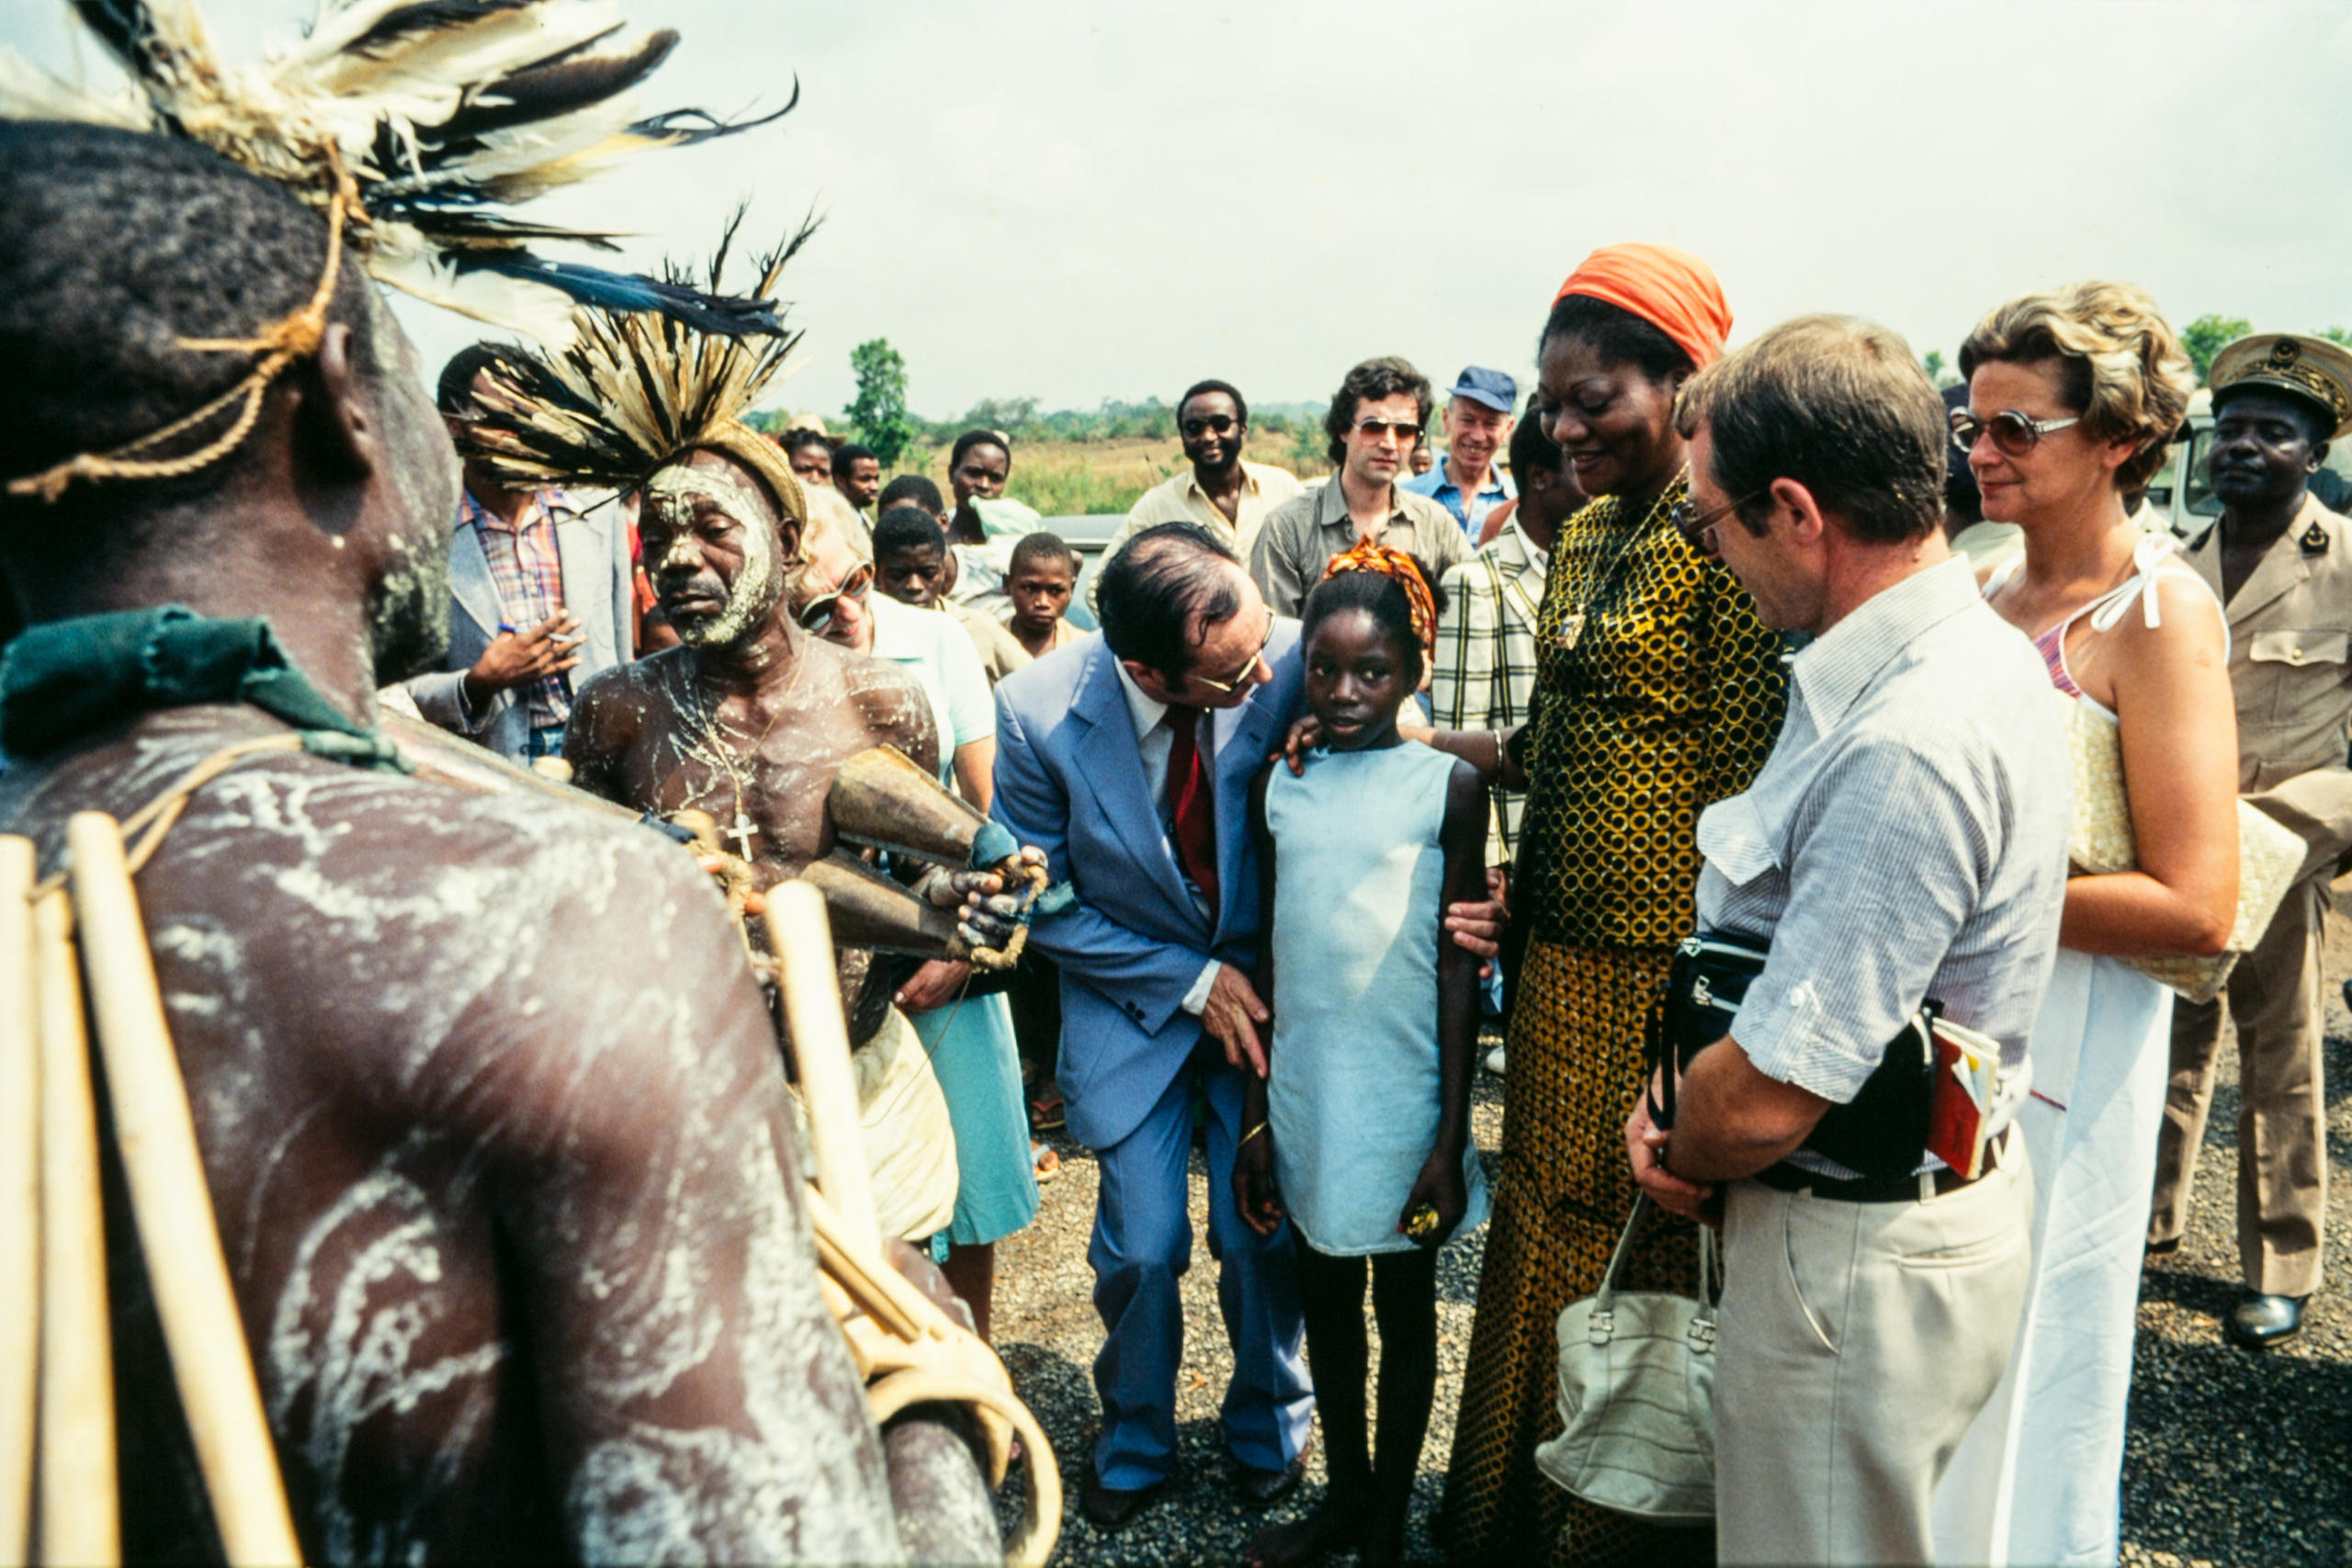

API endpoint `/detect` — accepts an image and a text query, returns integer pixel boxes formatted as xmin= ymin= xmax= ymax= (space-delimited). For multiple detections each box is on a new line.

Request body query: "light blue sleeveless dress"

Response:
xmin=1264 ymin=740 xmax=1491 ymax=1256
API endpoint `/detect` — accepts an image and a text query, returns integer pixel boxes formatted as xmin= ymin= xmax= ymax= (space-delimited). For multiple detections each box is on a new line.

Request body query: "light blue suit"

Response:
xmin=404 ymin=494 xmax=635 ymax=762
xmin=991 ymin=626 xmax=1313 ymax=1489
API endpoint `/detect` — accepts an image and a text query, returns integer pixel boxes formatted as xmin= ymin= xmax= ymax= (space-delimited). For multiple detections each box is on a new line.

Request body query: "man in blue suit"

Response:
xmin=993 ymin=522 xmax=1498 ymax=1528
xmin=404 ymin=344 xmax=636 ymax=763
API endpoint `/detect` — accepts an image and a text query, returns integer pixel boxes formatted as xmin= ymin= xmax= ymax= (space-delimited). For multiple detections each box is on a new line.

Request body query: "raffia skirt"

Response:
xmin=1442 ymin=939 xmax=1716 ymax=1567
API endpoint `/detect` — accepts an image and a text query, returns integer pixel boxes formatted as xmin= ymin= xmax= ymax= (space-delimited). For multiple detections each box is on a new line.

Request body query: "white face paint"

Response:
xmin=645 ymin=466 xmax=779 ymax=649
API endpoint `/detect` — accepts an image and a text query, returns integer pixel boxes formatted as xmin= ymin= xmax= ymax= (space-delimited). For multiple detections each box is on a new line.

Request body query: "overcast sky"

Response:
xmin=9 ymin=1 xmax=2350 ymax=423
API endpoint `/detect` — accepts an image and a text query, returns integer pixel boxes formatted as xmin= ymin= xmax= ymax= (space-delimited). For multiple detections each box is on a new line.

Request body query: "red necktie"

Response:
xmin=1165 ymin=705 xmax=1219 ymax=915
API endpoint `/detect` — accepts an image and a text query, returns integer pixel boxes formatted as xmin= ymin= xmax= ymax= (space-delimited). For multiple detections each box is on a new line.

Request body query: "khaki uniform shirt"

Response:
xmin=2181 ymin=493 xmax=2352 ymax=863
xmin=1087 ymin=461 xmax=1306 ymax=614
xmin=1248 ymin=475 xmax=1475 ymax=617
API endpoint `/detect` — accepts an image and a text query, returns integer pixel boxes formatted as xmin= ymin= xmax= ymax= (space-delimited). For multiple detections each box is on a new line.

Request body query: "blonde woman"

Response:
xmin=1932 ymin=284 xmax=2237 ymax=1567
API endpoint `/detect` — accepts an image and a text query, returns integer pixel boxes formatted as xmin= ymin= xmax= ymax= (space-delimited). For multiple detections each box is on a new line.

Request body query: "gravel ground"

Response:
xmin=994 ymin=919 xmax=2352 ymax=1566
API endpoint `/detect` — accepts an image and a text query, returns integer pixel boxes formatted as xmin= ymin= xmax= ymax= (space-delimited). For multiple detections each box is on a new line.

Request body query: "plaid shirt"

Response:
xmin=1431 ymin=515 xmax=1547 ymax=867
xmin=461 ymin=487 xmax=573 ymax=731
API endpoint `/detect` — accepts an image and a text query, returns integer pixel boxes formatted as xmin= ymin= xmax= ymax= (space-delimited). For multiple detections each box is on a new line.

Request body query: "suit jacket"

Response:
xmin=2182 ymin=493 xmax=2352 ymax=865
xmin=404 ymin=494 xmax=635 ymax=761
xmin=991 ymin=624 xmax=1305 ymax=1150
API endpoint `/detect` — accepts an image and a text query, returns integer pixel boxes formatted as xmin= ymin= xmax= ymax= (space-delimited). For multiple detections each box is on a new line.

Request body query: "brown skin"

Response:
xmin=839 ymin=454 xmax=883 ymax=511
xmin=948 ymin=440 xmax=1010 ymax=545
xmin=1532 ymin=332 xmax=1690 ymax=518
xmin=1179 ymin=389 xmax=1250 ymax=524
xmin=787 ymin=438 xmax=834 ymax=490
xmin=2210 ymin=387 xmax=2329 ymax=600
xmin=1006 ymin=553 xmax=1076 ymax=656
xmin=1236 ymin=607 xmax=1487 ymax=1568
xmin=0 ymin=305 xmax=967 ymax=1561
xmin=876 ymin=541 xmax=945 ymax=609
xmin=446 ymin=371 xmax=584 ymax=705
xmin=566 ymin=450 xmax=1015 ymax=1043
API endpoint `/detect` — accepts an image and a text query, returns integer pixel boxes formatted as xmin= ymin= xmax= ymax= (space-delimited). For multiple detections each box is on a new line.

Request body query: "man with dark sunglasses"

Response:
xmin=1250 ymin=357 xmax=1475 ymax=616
xmin=1087 ymin=378 xmax=1305 ymax=613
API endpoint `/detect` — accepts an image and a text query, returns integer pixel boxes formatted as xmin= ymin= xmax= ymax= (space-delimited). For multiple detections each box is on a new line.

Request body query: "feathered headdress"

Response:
xmin=458 ymin=209 xmax=814 ymax=521
xmin=2 ymin=0 xmax=794 ymax=342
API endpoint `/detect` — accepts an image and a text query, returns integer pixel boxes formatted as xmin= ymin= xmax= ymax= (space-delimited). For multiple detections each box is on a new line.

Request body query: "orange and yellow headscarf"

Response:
xmin=1320 ymin=537 xmax=1439 ymax=667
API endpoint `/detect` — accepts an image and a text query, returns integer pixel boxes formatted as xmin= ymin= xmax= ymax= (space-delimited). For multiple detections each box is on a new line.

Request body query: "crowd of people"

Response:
xmin=4 ymin=60 xmax=2350 ymax=1568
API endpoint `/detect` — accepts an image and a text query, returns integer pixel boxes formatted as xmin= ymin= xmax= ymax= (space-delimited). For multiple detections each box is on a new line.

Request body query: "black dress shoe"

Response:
xmin=1233 ymin=1451 xmax=1308 ymax=1509
xmin=1080 ymin=1467 xmax=1166 ymax=1531
xmin=2228 ymin=1292 xmax=2307 ymax=1349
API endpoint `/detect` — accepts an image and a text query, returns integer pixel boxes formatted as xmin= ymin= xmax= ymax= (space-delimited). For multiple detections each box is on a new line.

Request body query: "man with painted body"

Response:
xmin=564 ymin=451 xmax=1025 ymax=1052
xmin=2152 ymin=333 xmax=2352 ymax=1348
xmin=0 ymin=124 xmax=995 ymax=1562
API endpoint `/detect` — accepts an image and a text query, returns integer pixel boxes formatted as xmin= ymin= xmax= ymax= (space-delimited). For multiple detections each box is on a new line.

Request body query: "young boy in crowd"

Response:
xmin=1006 ymin=531 xmax=1086 ymax=660
xmin=873 ymin=502 xmax=1029 ymax=684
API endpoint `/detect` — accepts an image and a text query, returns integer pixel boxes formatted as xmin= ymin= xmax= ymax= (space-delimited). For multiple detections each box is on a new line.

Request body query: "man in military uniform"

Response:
xmin=2152 ymin=332 xmax=2352 ymax=1348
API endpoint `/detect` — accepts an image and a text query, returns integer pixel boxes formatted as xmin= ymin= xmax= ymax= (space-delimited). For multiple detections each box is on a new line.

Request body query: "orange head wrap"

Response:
xmin=1553 ymin=243 xmax=1732 ymax=370
xmin=1318 ymin=537 xmax=1438 ymax=667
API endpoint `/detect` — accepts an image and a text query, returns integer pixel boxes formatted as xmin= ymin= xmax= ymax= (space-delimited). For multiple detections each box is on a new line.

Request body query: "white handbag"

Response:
xmin=2064 ymin=694 xmax=2306 ymax=1005
xmin=1532 ymin=1196 xmax=1716 ymax=1523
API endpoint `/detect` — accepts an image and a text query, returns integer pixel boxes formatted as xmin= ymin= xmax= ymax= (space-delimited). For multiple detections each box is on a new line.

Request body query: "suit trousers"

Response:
xmin=2151 ymin=866 xmax=2331 ymax=1296
xmin=1714 ymin=1147 xmax=2034 ymax=1567
xmin=1086 ymin=1044 xmax=1313 ymax=1489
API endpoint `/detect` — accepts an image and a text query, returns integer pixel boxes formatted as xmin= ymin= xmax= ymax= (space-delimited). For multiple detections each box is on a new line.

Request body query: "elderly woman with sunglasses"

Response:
xmin=797 ymin=501 xmax=1045 ymax=1340
xmin=1407 ymin=245 xmax=1789 ymax=1568
xmin=1930 ymin=284 xmax=2232 ymax=1568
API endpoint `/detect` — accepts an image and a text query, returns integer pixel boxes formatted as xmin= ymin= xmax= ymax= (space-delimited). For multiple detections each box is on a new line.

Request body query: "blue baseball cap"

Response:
xmin=1446 ymin=366 xmax=1519 ymax=415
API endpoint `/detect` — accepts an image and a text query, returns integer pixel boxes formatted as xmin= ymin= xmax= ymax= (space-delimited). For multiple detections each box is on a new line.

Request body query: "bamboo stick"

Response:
xmin=32 ymin=883 xmax=114 ymax=1568
xmin=763 ymin=882 xmax=881 ymax=1248
xmin=65 ymin=814 xmax=300 ymax=1568
xmin=0 ymin=840 xmax=40 ymax=1566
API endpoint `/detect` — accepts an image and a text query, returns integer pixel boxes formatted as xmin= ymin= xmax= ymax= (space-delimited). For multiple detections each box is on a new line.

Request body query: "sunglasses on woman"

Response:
xmin=797 ymin=562 xmax=874 ymax=634
xmin=1951 ymin=408 xmax=2080 ymax=457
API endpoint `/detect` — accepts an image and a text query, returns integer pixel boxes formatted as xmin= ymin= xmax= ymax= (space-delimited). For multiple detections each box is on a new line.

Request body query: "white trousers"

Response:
xmin=1715 ymin=1144 xmax=2034 ymax=1566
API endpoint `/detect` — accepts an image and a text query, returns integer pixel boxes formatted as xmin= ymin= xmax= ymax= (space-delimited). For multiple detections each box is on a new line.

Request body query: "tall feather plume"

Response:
xmin=457 ymin=210 xmax=818 ymax=493
xmin=0 ymin=0 xmax=797 ymax=343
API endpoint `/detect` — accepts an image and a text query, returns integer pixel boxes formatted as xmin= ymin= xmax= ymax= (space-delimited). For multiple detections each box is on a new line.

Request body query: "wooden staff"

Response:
xmin=33 ymin=880 xmax=114 ymax=1567
xmin=0 ymin=840 xmax=40 ymax=1565
xmin=65 ymin=814 xmax=300 ymax=1567
xmin=763 ymin=881 xmax=881 ymax=1247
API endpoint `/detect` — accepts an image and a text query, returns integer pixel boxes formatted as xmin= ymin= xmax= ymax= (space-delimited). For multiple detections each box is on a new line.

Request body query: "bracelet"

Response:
xmin=1238 ymin=1121 xmax=1268 ymax=1150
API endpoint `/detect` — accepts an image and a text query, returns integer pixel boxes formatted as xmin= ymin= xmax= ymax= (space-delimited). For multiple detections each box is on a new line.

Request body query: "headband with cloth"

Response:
xmin=1554 ymin=243 xmax=1733 ymax=370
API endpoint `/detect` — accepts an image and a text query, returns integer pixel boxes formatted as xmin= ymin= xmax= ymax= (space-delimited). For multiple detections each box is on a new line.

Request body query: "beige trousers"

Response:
xmin=1714 ymin=1148 xmax=2034 ymax=1567
xmin=2150 ymin=867 xmax=2330 ymax=1297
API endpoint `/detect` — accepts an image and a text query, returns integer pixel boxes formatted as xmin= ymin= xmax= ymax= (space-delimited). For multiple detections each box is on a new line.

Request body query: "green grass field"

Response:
xmin=882 ymin=436 xmax=1332 ymax=518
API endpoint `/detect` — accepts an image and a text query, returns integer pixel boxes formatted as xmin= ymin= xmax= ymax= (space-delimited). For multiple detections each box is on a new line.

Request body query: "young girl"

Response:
xmin=1236 ymin=551 xmax=1491 ymax=1568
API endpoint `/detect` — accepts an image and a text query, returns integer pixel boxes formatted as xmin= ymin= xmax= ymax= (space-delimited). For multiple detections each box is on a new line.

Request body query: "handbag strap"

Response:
xmin=1595 ymin=1194 xmax=1721 ymax=1323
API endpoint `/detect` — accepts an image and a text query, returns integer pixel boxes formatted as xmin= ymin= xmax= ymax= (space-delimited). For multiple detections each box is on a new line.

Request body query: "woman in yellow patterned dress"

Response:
xmin=1438 ymin=246 xmax=1788 ymax=1566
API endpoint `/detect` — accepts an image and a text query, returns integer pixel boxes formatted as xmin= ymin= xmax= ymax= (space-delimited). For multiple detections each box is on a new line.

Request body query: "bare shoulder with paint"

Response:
xmin=825 ymin=638 xmax=941 ymax=773
xmin=0 ymin=715 xmax=904 ymax=1564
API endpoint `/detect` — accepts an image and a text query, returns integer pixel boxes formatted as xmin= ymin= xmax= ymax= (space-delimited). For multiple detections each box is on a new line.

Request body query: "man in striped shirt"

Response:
xmin=407 ymin=344 xmax=637 ymax=764
xmin=1626 ymin=316 xmax=2069 ymax=1564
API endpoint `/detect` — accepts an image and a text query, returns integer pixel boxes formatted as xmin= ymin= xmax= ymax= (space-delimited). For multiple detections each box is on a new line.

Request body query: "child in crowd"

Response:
xmin=871 ymin=503 xmax=1029 ymax=685
xmin=1236 ymin=550 xmax=1490 ymax=1568
xmin=1005 ymin=531 xmax=1085 ymax=660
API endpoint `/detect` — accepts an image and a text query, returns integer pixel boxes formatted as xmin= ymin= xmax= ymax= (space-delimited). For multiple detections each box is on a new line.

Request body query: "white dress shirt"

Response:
xmin=1112 ymin=656 xmax=1238 ymax=1013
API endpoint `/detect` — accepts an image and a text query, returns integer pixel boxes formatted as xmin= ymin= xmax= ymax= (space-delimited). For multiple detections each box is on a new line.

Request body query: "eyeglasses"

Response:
xmin=1188 ymin=610 xmax=1276 ymax=694
xmin=1182 ymin=413 xmax=1240 ymax=438
xmin=1668 ymin=492 xmax=1761 ymax=557
xmin=797 ymin=562 xmax=874 ymax=634
xmin=1951 ymin=409 xmax=2081 ymax=457
xmin=1351 ymin=416 xmax=1423 ymax=445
